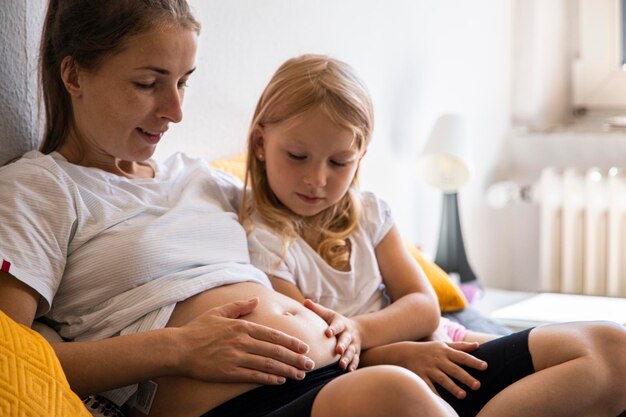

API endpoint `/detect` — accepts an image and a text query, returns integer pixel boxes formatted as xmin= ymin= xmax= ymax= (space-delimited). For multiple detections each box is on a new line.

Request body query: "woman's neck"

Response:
xmin=57 ymin=143 xmax=154 ymax=179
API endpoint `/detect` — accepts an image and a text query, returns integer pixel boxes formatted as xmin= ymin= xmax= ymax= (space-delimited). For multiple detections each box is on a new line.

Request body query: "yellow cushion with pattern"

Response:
xmin=0 ymin=310 xmax=91 ymax=417
xmin=210 ymin=154 xmax=468 ymax=313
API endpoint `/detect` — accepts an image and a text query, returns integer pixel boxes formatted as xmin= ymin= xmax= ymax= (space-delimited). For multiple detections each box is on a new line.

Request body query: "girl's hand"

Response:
xmin=175 ymin=297 xmax=315 ymax=385
xmin=374 ymin=340 xmax=487 ymax=400
xmin=303 ymin=299 xmax=362 ymax=371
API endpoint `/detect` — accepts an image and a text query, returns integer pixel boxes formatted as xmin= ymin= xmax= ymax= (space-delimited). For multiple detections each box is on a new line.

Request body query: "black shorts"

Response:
xmin=202 ymin=329 xmax=534 ymax=417
xmin=200 ymin=362 xmax=345 ymax=417
xmin=436 ymin=327 xmax=535 ymax=417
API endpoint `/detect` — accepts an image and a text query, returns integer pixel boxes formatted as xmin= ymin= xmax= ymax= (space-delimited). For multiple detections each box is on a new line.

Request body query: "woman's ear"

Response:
xmin=251 ymin=126 xmax=266 ymax=161
xmin=60 ymin=56 xmax=82 ymax=96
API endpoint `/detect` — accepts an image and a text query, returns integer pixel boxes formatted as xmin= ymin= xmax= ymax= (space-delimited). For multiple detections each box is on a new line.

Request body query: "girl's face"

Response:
xmin=61 ymin=24 xmax=198 ymax=174
xmin=255 ymin=107 xmax=365 ymax=217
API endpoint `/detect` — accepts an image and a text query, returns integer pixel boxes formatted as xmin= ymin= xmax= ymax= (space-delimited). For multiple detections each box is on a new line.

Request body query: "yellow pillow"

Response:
xmin=210 ymin=154 xmax=468 ymax=313
xmin=404 ymin=243 xmax=468 ymax=312
xmin=0 ymin=310 xmax=91 ymax=417
xmin=209 ymin=153 xmax=247 ymax=181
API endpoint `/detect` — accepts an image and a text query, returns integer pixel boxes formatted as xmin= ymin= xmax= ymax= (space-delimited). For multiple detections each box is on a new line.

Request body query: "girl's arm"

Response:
xmin=353 ymin=225 xmax=441 ymax=350
xmin=0 ymin=271 xmax=313 ymax=397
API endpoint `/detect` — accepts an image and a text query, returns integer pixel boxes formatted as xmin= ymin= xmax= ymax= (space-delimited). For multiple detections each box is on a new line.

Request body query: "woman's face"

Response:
xmin=62 ymin=24 xmax=198 ymax=173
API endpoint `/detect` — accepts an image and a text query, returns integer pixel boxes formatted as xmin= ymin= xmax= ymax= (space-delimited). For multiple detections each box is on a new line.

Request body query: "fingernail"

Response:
xmin=298 ymin=342 xmax=310 ymax=353
xmin=296 ymin=371 xmax=306 ymax=380
xmin=304 ymin=359 xmax=315 ymax=370
xmin=276 ymin=377 xmax=286 ymax=384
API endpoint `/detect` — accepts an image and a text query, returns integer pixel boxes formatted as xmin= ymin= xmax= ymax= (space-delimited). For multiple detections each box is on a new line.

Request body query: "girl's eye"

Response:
xmin=287 ymin=152 xmax=306 ymax=161
xmin=330 ymin=159 xmax=351 ymax=167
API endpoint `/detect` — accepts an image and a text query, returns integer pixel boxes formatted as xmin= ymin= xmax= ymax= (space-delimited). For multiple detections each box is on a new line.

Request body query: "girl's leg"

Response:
xmin=464 ymin=330 xmax=499 ymax=344
xmin=477 ymin=321 xmax=626 ymax=417
xmin=312 ymin=365 xmax=458 ymax=417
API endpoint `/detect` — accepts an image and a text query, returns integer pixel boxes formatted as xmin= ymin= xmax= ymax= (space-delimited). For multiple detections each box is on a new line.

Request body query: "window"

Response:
xmin=573 ymin=0 xmax=626 ymax=109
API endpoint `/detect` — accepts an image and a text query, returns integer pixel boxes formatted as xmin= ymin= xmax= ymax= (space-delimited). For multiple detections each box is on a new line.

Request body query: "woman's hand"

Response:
xmin=175 ymin=297 xmax=315 ymax=385
xmin=304 ymin=299 xmax=362 ymax=371
xmin=361 ymin=340 xmax=487 ymax=400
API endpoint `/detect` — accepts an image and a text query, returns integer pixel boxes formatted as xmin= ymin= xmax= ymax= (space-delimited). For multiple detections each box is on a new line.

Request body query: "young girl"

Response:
xmin=240 ymin=53 xmax=491 ymax=396
xmin=240 ymin=54 xmax=626 ymax=417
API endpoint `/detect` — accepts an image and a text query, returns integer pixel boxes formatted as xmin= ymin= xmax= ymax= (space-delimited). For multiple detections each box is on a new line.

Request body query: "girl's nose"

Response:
xmin=304 ymin=164 xmax=327 ymax=187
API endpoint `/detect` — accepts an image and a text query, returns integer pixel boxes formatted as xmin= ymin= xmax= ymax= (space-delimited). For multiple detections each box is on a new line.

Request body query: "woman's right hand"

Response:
xmin=361 ymin=340 xmax=487 ymax=400
xmin=173 ymin=297 xmax=315 ymax=385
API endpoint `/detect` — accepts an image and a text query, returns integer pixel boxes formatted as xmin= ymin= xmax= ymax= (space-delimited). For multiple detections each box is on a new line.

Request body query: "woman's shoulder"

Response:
xmin=0 ymin=151 xmax=83 ymax=215
xmin=1 ymin=150 xmax=71 ymax=183
xmin=160 ymin=152 xmax=243 ymax=187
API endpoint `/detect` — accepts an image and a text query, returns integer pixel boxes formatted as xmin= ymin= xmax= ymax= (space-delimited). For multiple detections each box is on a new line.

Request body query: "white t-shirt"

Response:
xmin=247 ymin=191 xmax=394 ymax=317
xmin=0 ymin=150 xmax=270 ymax=340
xmin=0 ymin=151 xmax=271 ymax=404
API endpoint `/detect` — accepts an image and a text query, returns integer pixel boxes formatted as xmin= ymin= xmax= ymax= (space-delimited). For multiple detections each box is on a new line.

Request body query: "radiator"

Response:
xmin=538 ymin=167 xmax=626 ymax=297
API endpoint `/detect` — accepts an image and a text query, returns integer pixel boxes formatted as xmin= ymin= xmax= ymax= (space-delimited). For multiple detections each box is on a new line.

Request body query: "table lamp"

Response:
xmin=416 ymin=114 xmax=481 ymax=301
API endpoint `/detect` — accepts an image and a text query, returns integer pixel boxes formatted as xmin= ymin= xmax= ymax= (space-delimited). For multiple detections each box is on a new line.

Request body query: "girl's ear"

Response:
xmin=60 ymin=56 xmax=82 ymax=97
xmin=251 ymin=126 xmax=266 ymax=160
xmin=359 ymin=147 xmax=368 ymax=161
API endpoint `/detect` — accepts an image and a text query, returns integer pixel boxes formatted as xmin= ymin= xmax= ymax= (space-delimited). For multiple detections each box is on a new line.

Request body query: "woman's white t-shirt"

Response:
xmin=0 ymin=151 xmax=270 ymax=403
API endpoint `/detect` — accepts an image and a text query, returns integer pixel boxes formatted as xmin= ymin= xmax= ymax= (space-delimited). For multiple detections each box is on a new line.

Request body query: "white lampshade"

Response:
xmin=416 ymin=114 xmax=471 ymax=192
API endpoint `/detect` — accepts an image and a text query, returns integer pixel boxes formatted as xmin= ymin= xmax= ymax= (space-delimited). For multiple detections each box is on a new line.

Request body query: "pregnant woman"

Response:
xmin=0 ymin=1 xmax=456 ymax=416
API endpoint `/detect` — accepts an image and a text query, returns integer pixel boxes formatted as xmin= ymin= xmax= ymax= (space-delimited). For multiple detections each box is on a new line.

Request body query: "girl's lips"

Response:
xmin=136 ymin=127 xmax=163 ymax=145
xmin=297 ymin=193 xmax=323 ymax=203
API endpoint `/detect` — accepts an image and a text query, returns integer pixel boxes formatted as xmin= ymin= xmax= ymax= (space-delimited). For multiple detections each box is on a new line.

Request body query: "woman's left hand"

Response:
xmin=304 ymin=299 xmax=362 ymax=371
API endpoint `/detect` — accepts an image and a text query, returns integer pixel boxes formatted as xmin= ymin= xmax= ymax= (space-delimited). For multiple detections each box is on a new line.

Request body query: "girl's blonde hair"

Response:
xmin=240 ymin=54 xmax=374 ymax=270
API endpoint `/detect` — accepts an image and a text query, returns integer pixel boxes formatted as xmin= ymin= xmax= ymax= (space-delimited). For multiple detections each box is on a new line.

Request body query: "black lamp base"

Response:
xmin=433 ymin=192 xmax=479 ymax=286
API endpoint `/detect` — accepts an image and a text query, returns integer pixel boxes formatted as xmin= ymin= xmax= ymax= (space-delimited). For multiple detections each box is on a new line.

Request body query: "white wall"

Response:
xmin=0 ymin=1 xmax=514 ymax=288
xmin=174 ymin=0 xmax=515 ymax=289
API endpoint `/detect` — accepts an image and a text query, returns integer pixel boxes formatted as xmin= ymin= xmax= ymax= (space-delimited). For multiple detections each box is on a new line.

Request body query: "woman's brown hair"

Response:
xmin=38 ymin=0 xmax=201 ymax=154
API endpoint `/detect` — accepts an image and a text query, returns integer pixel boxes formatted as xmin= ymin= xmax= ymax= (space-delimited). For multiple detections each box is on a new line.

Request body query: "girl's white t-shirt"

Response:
xmin=247 ymin=191 xmax=394 ymax=317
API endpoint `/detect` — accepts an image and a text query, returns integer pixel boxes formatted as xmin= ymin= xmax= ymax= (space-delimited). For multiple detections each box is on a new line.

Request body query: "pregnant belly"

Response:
xmin=130 ymin=282 xmax=339 ymax=417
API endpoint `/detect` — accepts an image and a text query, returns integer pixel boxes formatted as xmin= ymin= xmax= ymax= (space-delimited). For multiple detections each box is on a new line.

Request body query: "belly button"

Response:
xmin=283 ymin=310 xmax=296 ymax=317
